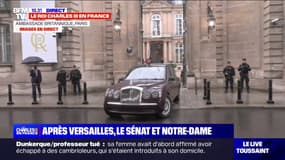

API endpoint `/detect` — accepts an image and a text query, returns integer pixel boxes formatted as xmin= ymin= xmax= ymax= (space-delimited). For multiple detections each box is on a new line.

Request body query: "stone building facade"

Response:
xmin=0 ymin=0 xmax=142 ymax=94
xmin=1 ymin=0 xmax=285 ymax=94
xmin=142 ymin=0 xmax=184 ymax=75
xmin=186 ymin=0 xmax=285 ymax=91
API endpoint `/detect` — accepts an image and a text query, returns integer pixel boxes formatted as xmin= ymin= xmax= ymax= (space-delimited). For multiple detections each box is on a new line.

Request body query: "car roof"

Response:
xmin=135 ymin=63 xmax=169 ymax=68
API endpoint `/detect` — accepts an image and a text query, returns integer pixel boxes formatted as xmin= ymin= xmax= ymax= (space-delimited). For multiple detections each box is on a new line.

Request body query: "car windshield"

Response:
xmin=125 ymin=66 xmax=165 ymax=80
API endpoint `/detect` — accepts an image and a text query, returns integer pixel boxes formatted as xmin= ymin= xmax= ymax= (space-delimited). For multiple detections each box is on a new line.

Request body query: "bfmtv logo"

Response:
xmin=16 ymin=127 xmax=40 ymax=135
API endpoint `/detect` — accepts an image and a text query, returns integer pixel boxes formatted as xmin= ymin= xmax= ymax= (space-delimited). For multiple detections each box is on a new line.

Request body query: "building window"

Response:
xmin=0 ymin=24 xmax=11 ymax=64
xmin=173 ymin=0 xmax=183 ymax=5
xmin=151 ymin=14 xmax=161 ymax=37
xmin=175 ymin=43 xmax=183 ymax=63
xmin=0 ymin=0 xmax=8 ymax=10
xmin=175 ymin=14 xmax=183 ymax=36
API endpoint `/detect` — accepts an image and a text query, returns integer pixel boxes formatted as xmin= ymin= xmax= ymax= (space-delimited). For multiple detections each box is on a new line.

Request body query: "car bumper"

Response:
xmin=104 ymin=101 xmax=161 ymax=115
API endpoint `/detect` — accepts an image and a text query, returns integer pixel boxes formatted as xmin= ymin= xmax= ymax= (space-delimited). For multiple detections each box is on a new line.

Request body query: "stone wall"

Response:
xmin=226 ymin=1 xmax=263 ymax=78
xmin=187 ymin=0 xmax=285 ymax=91
xmin=263 ymin=0 xmax=284 ymax=79
xmin=0 ymin=1 xmax=142 ymax=94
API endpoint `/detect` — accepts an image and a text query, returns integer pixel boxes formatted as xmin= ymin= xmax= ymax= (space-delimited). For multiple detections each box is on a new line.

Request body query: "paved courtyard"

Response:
xmin=0 ymin=88 xmax=284 ymax=109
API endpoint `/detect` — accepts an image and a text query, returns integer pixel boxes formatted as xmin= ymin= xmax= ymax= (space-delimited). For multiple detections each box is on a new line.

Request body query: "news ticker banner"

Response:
xmin=16 ymin=2 xmax=111 ymax=33
xmin=13 ymin=124 xmax=233 ymax=139
xmin=8 ymin=124 xmax=285 ymax=160
xmin=16 ymin=1 xmax=111 ymax=63
xmin=10 ymin=124 xmax=234 ymax=159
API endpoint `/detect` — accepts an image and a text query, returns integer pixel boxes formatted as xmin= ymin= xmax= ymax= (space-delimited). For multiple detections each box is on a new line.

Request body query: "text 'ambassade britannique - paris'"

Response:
xmin=15 ymin=21 xmax=89 ymax=26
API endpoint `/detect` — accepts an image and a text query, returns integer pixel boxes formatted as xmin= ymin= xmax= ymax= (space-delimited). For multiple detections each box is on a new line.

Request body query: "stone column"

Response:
xmin=143 ymin=42 xmax=145 ymax=61
xmin=214 ymin=1 xmax=226 ymax=78
xmin=58 ymin=1 xmax=82 ymax=69
xmin=146 ymin=41 xmax=150 ymax=59
xmin=200 ymin=1 xmax=216 ymax=78
xmin=163 ymin=41 xmax=167 ymax=63
xmin=169 ymin=41 xmax=173 ymax=63
xmin=263 ymin=0 xmax=284 ymax=78
xmin=187 ymin=0 xmax=201 ymax=77
xmin=169 ymin=41 xmax=176 ymax=63
xmin=111 ymin=1 xmax=141 ymax=83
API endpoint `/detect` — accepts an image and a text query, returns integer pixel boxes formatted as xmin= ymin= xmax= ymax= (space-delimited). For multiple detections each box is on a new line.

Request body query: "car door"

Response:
xmin=169 ymin=65 xmax=180 ymax=97
xmin=167 ymin=65 xmax=179 ymax=101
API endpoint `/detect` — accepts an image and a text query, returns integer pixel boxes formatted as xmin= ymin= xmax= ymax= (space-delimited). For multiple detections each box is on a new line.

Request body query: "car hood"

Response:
xmin=111 ymin=80 xmax=165 ymax=90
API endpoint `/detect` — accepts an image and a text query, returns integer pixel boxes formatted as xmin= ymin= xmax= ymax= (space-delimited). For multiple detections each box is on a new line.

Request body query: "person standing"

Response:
xmin=56 ymin=68 xmax=67 ymax=96
xmin=70 ymin=65 xmax=82 ymax=95
xmin=223 ymin=61 xmax=235 ymax=93
xmin=30 ymin=65 xmax=42 ymax=98
xmin=238 ymin=58 xmax=251 ymax=93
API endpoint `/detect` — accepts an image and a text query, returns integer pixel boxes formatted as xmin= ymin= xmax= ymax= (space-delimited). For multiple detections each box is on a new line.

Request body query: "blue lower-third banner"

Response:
xmin=13 ymin=123 xmax=233 ymax=139
xmin=10 ymin=124 xmax=285 ymax=159
xmin=8 ymin=123 xmax=234 ymax=160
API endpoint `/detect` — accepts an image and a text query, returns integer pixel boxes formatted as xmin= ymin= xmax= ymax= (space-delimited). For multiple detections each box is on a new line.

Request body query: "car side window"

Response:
xmin=170 ymin=66 xmax=176 ymax=78
xmin=167 ymin=66 xmax=175 ymax=80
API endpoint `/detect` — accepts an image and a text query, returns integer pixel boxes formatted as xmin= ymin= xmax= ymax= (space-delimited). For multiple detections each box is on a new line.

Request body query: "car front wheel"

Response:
xmin=158 ymin=97 xmax=172 ymax=118
xmin=174 ymin=94 xmax=180 ymax=104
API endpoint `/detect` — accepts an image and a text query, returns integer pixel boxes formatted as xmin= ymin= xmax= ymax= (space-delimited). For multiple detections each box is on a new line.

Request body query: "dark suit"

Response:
xmin=70 ymin=69 xmax=82 ymax=95
xmin=223 ymin=65 xmax=235 ymax=92
xmin=30 ymin=69 xmax=42 ymax=97
xmin=57 ymin=70 xmax=67 ymax=95
xmin=238 ymin=63 xmax=251 ymax=92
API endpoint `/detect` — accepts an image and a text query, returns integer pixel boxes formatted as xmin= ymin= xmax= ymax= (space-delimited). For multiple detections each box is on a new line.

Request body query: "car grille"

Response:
xmin=121 ymin=88 xmax=141 ymax=103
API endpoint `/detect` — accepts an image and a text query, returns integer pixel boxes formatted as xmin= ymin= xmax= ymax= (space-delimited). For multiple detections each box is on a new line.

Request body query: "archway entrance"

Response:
xmin=150 ymin=41 xmax=163 ymax=63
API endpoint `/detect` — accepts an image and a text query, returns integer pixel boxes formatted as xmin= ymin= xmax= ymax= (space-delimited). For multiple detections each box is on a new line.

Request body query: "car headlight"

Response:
xmin=113 ymin=90 xmax=120 ymax=99
xmin=151 ymin=91 xmax=160 ymax=98
xmin=106 ymin=89 xmax=114 ymax=98
xmin=143 ymin=91 xmax=151 ymax=99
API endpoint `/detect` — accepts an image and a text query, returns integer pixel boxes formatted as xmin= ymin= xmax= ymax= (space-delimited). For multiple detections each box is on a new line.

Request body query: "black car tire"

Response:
xmin=158 ymin=97 xmax=172 ymax=118
xmin=174 ymin=94 xmax=180 ymax=104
